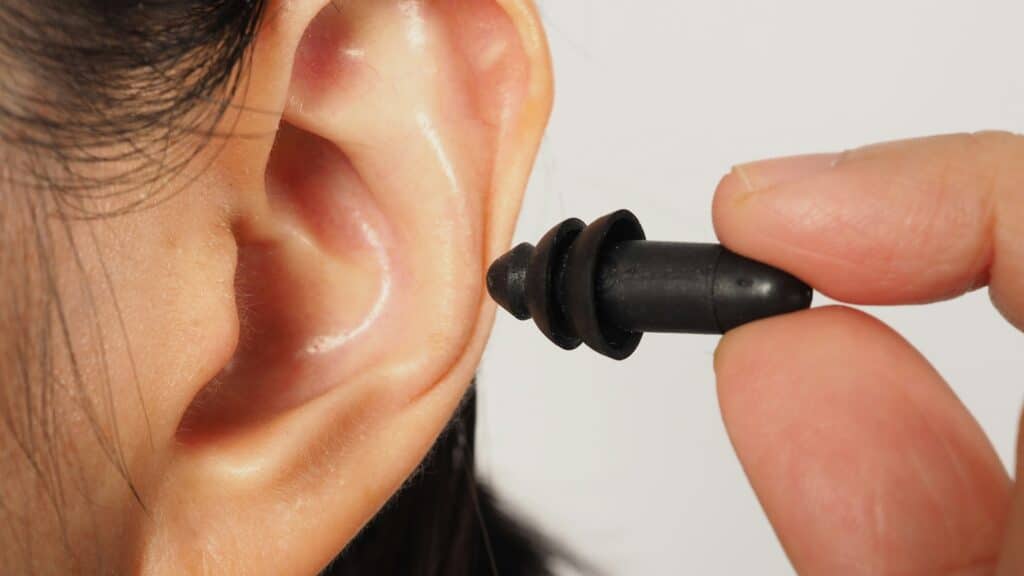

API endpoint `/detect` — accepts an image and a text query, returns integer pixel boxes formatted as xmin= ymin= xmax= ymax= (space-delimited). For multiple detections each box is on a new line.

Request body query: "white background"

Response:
xmin=477 ymin=2 xmax=1024 ymax=575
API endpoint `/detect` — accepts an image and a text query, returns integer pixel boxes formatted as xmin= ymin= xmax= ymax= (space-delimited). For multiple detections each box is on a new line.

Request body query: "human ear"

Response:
xmin=131 ymin=0 xmax=552 ymax=573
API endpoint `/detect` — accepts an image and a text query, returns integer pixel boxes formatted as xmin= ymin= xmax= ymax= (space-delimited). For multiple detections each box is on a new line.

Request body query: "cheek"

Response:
xmin=111 ymin=198 xmax=241 ymax=438
xmin=58 ymin=187 xmax=242 ymax=456
xmin=0 ymin=184 xmax=241 ymax=565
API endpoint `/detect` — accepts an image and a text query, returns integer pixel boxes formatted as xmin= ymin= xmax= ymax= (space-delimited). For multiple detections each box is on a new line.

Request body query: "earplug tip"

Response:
xmin=487 ymin=242 xmax=534 ymax=321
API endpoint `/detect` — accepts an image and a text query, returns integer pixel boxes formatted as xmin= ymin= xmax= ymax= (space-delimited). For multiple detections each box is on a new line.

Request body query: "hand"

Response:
xmin=712 ymin=132 xmax=1024 ymax=575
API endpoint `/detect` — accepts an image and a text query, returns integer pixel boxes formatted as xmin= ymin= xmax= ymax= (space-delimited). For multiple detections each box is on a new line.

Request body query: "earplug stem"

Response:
xmin=597 ymin=241 xmax=812 ymax=335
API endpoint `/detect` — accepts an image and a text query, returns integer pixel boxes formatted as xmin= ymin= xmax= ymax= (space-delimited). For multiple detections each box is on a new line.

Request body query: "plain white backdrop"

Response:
xmin=477 ymin=1 xmax=1023 ymax=575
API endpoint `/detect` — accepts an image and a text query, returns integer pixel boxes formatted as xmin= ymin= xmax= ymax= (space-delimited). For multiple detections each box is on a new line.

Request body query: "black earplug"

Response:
xmin=487 ymin=209 xmax=813 ymax=360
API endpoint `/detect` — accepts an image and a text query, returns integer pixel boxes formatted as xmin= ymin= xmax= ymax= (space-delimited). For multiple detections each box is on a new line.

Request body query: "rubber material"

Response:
xmin=526 ymin=218 xmax=585 ymax=350
xmin=565 ymin=210 xmax=646 ymax=360
xmin=486 ymin=209 xmax=813 ymax=360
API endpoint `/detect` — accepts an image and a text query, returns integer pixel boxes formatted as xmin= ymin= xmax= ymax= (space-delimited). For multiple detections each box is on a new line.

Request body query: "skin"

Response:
xmin=0 ymin=0 xmax=553 ymax=573
xmin=0 ymin=1 xmax=1019 ymax=574
xmin=713 ymin=132 xmax=1024 ymax=575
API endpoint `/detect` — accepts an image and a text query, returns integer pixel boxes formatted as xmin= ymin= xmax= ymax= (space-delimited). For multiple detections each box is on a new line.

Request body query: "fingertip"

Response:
xmin=713 ymin=135 xmax=1013 ymax=307
xmin=712 ymin=153 xmax=841 ymax=249
xmin=710 ymin=168 xmax=741 ymax=233
xmin=713 ymin=306 xmax=1010 ymax=574
xmin=714 ymin=305 xmax=880 ymax=398
xmin=714 ymin=306 xmax=885 ymax=446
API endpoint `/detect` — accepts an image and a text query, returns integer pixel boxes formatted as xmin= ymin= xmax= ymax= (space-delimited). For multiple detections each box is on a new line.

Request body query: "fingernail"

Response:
xmin=732 ymin=152 xmax=840 ymax=192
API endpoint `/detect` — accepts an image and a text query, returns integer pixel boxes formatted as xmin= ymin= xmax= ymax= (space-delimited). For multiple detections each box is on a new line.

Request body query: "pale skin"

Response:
xmin=714 ymin=133 xmax=1024 ymax=575
xmin=0 ymin=1 xmax=1020 ymax=574
xmin=2 ymin=0 xmax=555 ymax=573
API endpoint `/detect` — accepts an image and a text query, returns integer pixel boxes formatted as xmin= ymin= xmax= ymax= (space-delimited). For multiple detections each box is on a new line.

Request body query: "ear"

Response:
xmin=134 ymin=0 xmax=552 ymax=573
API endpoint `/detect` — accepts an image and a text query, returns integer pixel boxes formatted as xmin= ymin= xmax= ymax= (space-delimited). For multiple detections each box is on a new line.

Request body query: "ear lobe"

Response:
xmin=138 ymin=0 xmax=551 ymax=573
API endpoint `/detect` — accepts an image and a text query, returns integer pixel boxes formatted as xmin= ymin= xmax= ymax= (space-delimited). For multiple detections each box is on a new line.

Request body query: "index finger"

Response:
xmin=712 ymin=132 xmax=1024 ymax=330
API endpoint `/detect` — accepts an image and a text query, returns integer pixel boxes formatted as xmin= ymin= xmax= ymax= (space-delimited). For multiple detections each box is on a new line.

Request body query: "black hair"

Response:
xmin=0 ymin=0 xmax=569 ymax=574
xmin=0 ymin=0 xmax=267 ymax=217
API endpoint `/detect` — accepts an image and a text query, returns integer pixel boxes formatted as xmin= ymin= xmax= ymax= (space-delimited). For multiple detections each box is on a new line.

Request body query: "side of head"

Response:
xmin=0 ymin=0 xmax=552 ymax=573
